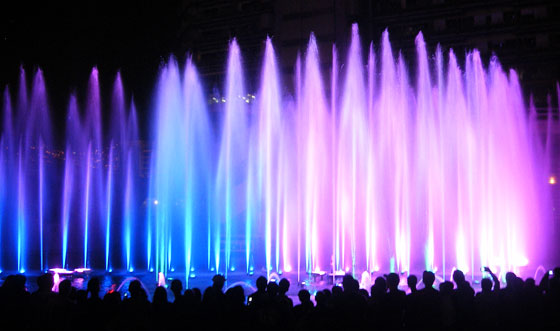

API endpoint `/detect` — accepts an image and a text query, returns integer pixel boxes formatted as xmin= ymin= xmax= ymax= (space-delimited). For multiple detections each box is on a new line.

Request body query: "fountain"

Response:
xmin=0 ymin=25 xmax=553 ymax=283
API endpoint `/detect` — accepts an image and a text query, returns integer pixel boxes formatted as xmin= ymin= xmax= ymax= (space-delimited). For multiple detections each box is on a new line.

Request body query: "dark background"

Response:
xmin=1 ymin=0 xmax=560 ymax=139
xmin=0 ymin=2 xmax=179 ymax=138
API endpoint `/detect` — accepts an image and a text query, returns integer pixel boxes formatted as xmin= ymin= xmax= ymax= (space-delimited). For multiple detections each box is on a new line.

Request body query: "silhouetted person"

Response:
xmin=102 ymin=287 xmax=122 ymax=330
xmin=368 ymin=276 xmax=388 ymax=328
xmin=417 ymin=271 xmax=441 ymax=330
xmin=405 ymin=274 xmax=421 ymax=330
xmin=521 ymin=277 xmax=544 ymax=330
xmin=52 ymin=279 xmax=76 ymax=330
xmin=153 ymin=286 xmax=169 ymax=307
xmin=340 ymin=274 xmax=366 ymax=328
xmin=87 ymin=277 xmax=101 ymax=301
xmin=407 ymin=275 xmax=418 ymax=293
xmin=152 ymin=286 xmax=172 ymax=330
xmin=474 ymin=268 xmax=500 ymax=330
xmin=225 ymin=285 xmax=248 ymax=328
xmin=170 ymin=279 xmax=183 ymax=303
xmin=386 ymin=273 xmax=406 ymax=330
xmin=267 ymin=281 xmax=279 ymax=299
xmin=371 ymin=276 xmax=388 ymax=301
xmin=0 ymin=266 xmax=559 ymax=331
xmin=84 ymin=277 xmax=104 ymax=331
xmin=440 ymin=281 xmax=456 ymax=330
xmin=293 ymin=289 xmax=313 ymax=319
xmin=452 ymin=269 xmax=475 ymax=330
xmin=248 ymin=276 xmax=268 ymax=309
xmin=484 ymin=267 xmax=501 ymax=291
xmin=277 ymin=278 xmax=293 ymax=308
xmin=122 ymin=279 xmax=151 ymax=330
xmin=29 ymin=273 xmax=57 ymax=329
xmin=212 ymin=274 xmax=226 ymax=293
xmin=0 ymin=275 xmax=29 ymax=328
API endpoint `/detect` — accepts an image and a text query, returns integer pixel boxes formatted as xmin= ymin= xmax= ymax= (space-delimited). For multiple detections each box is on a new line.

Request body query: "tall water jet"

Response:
xmin=151 ymin=58 xmax=184 ymax=276
xmin=215 ymin=39 xmax=249 ymax=275
xmin=337 ymin=24 xmax=368 ymax=274
xmin=254 ymin=37 xmax=282 ymax=275
xmin=106 ymin=72 xmax=126 ymax=271
xmin=1 ymin=87 xmax=14 ymax=270
xmin=299 ymin=34 xmax=331 ymax=274
xmin=16 ymin=67 xmax=28 ymax=273
xmin=29 ymin=69 xmax=52 ymax=271
xmin=61 ymin=95 xmax=80 ymax=269
xmin=82 ymin=68 xmax=103 ymax=268
xmin=414 ymin=32 xmax=439 ymax=271
xmin=0 ymin=25 xmax=552 ymax=278
xmin=150 ymin=56 xmax=212 ymax=278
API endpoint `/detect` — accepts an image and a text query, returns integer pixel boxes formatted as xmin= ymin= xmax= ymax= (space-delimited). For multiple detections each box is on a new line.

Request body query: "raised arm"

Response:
xmin=484 ymin=267 xmax=500 ymax=291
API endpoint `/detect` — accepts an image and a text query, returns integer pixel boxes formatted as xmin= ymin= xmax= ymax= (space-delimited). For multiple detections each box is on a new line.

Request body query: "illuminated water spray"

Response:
xmin=0 ymin=25 xmax=553 ymax=277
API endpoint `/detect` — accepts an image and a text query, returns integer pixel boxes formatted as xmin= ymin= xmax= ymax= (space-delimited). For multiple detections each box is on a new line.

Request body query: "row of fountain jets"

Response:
xmin=0 ymin=25 xmax=554 ymax=282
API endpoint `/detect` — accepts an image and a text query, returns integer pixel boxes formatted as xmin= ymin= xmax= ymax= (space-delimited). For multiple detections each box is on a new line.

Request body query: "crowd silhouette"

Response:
xmin=0 ymin=267 xmax=559 ymax=330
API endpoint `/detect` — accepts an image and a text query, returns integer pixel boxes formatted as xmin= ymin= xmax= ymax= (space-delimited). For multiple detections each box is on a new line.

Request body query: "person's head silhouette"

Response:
xmin=256 ymin=276 xmax=267 ymax=292
xmin=407 ymin=275 xmax=418 ymax=292
xmin=452 ymin=270 xmax=465 ymax=286
xmin=212 ymin=274 xmax=226 ymax=292
xmin=267 ymin=281 xmax=279 ymax=296
xmin=422 ymin=271 xmax=435 ymax=288
xmin=298 ymin=289 xmax=311 ymax=305
xmin=481 ymin=278 xmax=493 ymax=292
xmin=170 ymin=279 xmax=183 ymax=297
xmin=386 ymin=273 xmax=400 ymax=291
xmin=37 ymin=273 xmax=54 ymax=292
xmin=505 ymin=272 xmax=517 ymax=288
xmin=87 ymin=277 xmax=100 ymax=297
xmin=153 ymin=286 xmax=168 ymax=304
xmin=128 ymin=279 xmax=143 ymax=299
xmin=279 ymin=278 xmax=290 ymax=295
xmin=59 ymin=279 xmax=72 ymax=297
xmin=440 ymin=281 xmax=453 ymax=295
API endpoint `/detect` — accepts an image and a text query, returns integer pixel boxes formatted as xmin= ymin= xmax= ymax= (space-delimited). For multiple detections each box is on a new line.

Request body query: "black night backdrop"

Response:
xmin=1 ymin=1 xmax=560 ymax=330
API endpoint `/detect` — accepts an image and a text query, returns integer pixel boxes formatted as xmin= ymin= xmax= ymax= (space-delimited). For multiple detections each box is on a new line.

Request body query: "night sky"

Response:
xmin=1 ymin=2 xmax=180 ymax=138
xmin=2 ymin=1 xmax=560 ymax=140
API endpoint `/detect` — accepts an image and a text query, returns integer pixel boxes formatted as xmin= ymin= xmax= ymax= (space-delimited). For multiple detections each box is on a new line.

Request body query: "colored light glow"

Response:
xmin=74 ymin=268 xmax=91 ymax=273
xmin=0 ymin=24 xmax=551 ymax=277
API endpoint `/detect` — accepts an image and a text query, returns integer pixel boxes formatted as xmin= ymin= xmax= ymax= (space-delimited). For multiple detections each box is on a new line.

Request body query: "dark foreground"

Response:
xmin=1 ymin=268 xmax=559 ymax=331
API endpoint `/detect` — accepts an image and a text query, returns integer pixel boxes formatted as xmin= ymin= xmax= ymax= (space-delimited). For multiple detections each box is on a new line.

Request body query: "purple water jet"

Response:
xmin=0 ymin=25 xmax=554 ymax=281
